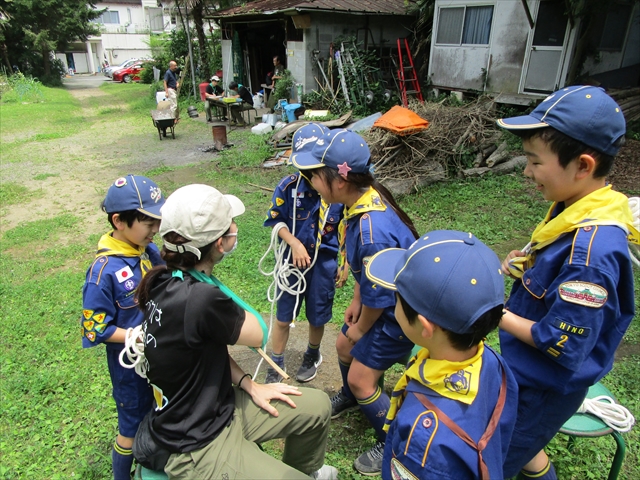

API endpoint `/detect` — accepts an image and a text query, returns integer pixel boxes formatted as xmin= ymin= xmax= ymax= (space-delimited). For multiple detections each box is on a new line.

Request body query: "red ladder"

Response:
xmin=397 ymin=38 xmax=423 ymax=107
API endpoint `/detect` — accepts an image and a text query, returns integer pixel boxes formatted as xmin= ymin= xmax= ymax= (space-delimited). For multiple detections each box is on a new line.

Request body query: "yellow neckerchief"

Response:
xmin=296 ymin=173 xmax=329 ymax=259
xmin=508 ymin=186 xmax=640 ymax=278
xmin=97 ymin=232 xmax=153 ymax=276
xmin=336 ymin=186 xmax=387 ymax=282
xmin=384 ymin=343 xmax=484 ymax=433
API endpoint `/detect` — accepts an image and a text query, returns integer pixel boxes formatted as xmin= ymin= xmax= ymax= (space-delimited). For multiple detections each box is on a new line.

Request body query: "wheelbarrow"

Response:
xmin=150 ymin=109 xmax=178 ymax=140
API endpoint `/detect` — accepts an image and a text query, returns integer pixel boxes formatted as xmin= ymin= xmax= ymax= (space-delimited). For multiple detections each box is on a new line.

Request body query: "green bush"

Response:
xmin=0 ymin=73 xmax=45 ymax=103
xmin=139 ymin=61 xmax=156 ymax=84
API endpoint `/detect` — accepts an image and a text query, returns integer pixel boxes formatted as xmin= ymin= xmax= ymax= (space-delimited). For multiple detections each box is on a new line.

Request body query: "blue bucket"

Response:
xmin=284 ymin=103 xmax=302 ymax=122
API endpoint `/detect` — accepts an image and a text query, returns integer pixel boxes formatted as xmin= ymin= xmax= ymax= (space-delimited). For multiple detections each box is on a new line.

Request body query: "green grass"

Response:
xmin=0 ymin=182 xmax=31 ymax=206
xmin=1 ymin=84 xmax=638 ymax=480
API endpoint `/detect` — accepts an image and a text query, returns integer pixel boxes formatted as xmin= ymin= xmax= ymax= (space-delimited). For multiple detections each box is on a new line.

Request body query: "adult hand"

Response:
xmin=246 ymin=382 xmax=302 ymax=417
xmin=344 ymin=299 xmax=361 ymax=327
xmin=501 ymin=249 xmax=526 ymax=277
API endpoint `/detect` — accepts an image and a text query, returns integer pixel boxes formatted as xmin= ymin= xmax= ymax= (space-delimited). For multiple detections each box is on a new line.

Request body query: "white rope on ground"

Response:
xmin=577 ymin=395 xmax=636 ymax=433
xmin=118 ymin=325 xmax=148 ymax=379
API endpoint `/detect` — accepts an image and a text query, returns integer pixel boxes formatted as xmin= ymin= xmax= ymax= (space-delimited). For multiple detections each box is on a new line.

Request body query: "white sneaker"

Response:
xmin=309 ymin=464 xmax=338 ymax=479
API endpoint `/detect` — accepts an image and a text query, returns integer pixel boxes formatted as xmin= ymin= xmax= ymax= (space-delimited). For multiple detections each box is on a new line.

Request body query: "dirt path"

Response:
xmin=4 ymin=75 xmax=348 ymax=392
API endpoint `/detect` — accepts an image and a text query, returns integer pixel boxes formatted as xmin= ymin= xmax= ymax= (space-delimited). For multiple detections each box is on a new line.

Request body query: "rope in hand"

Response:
xmin=255 ymin=176 xmax=327 ymax=378
xmin=118 ymin=325 xmax=148 ymax=379
xmin=577 ymin=395 xmax=635 ymax=433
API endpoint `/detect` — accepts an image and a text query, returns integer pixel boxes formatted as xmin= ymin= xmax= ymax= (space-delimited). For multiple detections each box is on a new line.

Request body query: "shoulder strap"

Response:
xmin=412 ymin=364 xmax=507 ymax=480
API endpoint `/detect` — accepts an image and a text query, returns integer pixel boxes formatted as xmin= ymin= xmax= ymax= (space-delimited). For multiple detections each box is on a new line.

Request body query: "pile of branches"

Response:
xmin=362 ymin=97 xmax=505 ymax=187
xmin=609 ymin=87 xmax=640 ymax=123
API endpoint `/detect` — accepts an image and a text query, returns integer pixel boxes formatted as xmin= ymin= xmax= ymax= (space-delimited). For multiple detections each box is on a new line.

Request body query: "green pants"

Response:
xmin=164 ymin=386 xmax=331 ymax=479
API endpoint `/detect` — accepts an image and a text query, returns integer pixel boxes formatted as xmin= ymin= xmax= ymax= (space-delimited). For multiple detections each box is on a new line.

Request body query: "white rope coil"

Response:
xmin=577 ymin=395 xmax=635 ymax=433
xmin=118 ymin=325 xmax=148 ymax=379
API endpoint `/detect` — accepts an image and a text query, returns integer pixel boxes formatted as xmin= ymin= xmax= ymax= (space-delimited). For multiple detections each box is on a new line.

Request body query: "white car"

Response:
xmin=104 ymin=58 xmax=143 ymax=79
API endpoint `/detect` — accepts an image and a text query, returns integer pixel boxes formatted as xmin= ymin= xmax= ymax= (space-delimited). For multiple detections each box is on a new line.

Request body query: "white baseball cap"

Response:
xmin=211 ymin=75 xmax=220 ymax=82
xmin=159 ymin=184 xmax=245 ymax=259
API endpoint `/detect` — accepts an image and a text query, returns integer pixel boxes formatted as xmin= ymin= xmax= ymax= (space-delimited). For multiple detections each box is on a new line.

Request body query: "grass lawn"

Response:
xmin=0 ymin=80 xmax=638 ymax=479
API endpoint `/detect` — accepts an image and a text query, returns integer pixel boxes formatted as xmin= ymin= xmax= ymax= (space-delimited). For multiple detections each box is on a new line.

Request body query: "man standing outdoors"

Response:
xmin=164 ymin=61 xmax=179 ymax=98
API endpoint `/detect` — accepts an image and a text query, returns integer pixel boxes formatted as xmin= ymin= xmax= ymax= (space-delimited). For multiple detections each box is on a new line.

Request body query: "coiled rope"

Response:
xmin=118 ymin=325 xmax=147 ymax=379
xmin=577 ymin=395 xmax=635 ymax=433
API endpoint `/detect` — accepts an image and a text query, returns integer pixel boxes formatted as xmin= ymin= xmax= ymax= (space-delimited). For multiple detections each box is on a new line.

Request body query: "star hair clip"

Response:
xmin=337 ymin=161 xmax=352 ymax=179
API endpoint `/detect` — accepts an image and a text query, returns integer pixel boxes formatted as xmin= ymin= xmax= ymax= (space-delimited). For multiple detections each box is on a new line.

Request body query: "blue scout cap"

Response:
xmin=103 ymin=175 xmax=164 ymax=219
xmin=291 ymin=129 xmax=371 ymax=175
xmin=292 ymin=123 xmax=329 ymax=153
xmin=365 ymin=230 xmax=504 ymax=334
xmin=497 ymin=85 xmax=626 ymax=156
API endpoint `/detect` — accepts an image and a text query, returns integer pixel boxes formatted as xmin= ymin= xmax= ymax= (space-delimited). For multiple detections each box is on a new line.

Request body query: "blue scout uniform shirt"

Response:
xmin=264 ymin=173 xmax=343 ymax=256
xmin=382 ymin=346 xmax=518 ymax=480
xmin=500 ymin=204 xmax=635 ymax=394
xmin=81 ymin=242 xmax=162 ymax=351
xmin=347 ymin=207 xmax=415 ymax=329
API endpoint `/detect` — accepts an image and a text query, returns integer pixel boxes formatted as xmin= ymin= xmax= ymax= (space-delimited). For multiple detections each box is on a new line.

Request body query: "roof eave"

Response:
xmin=206 ymin=8 xmax=413 ymax=20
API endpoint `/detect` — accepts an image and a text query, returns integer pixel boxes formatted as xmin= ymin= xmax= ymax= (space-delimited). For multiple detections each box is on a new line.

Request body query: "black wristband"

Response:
xmin=238 ymin=373 xmax=252 ymax=390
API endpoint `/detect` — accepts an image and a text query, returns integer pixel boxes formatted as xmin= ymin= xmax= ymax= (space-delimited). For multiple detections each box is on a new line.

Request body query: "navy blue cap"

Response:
xmin=497 ymin=85 xmax=626 ymax=156
xmin=291 ymin=129 xmax=371 ymax=175
xmin=292 ymin=123 xmax=329 ymax=154
xmin=103 ymin=175 xmax=164 ymax=219
xmin=365 ymin=230 xmax=504 ymax=334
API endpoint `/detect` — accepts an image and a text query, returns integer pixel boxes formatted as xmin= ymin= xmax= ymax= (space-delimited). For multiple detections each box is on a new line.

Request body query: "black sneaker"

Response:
xmin=330 ymin=390 xmax=358 ymax=419
xmin=265 ymin=367 xmax=284 ymax=384
xmin=296 ymin=353 xmax=322 ymax=382
xmin=353 ymin=441 xmax=385 ymax=476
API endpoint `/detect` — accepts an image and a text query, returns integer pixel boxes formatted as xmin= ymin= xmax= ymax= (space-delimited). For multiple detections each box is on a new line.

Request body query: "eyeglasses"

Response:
xmin=223 ymin=232 xmax=238 ymax=237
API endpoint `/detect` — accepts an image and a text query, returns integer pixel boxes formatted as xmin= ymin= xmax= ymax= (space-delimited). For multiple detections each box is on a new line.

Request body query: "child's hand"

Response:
xmin=335 ymin=263 xmax=349 ymax=287
xmin=291 ymin=241 xmax=311 ymax=269
xmin=345 ymin=324 xmax=364 ymax=345
xmin=344 ymin=299 xmax=361 ymax=327
xmin=501 ymin=249 xmax=526 ymax=277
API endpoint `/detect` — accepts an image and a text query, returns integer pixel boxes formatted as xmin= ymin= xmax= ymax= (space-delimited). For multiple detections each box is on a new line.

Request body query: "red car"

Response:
xmin=113 ymin=62 xmax=144 ymax=83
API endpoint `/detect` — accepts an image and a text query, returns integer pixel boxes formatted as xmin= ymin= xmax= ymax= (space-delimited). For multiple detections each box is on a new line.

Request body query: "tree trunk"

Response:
xmin=42 ymin=48 xmax=51 ymax=76
xmin=191 ymin=0 xmax=209 ymax=78
xmin=1 ymin=43 xmax=12 ymax=72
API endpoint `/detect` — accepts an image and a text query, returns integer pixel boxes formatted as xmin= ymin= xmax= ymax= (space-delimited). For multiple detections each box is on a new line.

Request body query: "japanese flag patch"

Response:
xmin=115 ymin=266 xmax=134 ymax=284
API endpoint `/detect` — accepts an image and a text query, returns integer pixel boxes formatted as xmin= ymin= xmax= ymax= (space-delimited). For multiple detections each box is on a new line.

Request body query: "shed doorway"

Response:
xmin=522 ymin=0 xmax=571 ymax=93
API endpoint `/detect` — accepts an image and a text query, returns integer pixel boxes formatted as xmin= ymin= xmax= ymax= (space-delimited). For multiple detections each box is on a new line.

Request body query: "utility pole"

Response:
xmin=184 ymin=3 xmax=198 ymax=98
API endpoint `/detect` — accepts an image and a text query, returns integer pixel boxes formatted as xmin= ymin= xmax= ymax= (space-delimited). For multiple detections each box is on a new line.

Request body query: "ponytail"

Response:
xmin=136 ymin=265 xmax=167 ymax=309
xmin=136 ymin=231 xmax=217 ymax=310
xmin=371 ymin=178 xmax=419 ymax=239
xmin=314 ymin=166 xmax=419 ymax=239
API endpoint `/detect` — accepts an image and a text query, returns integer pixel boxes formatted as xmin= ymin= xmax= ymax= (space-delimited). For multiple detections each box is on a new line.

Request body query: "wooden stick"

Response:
xmin=248 ymin=183 xmax=275 ymax=192
xmin=257 ymin=348 xmax=290 ymax=379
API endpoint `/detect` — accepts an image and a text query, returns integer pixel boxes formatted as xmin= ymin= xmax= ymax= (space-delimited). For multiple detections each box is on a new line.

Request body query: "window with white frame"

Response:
xmin=93 ymin=10 xmax=120 ymax=24
xmin=436 ymin=5 xmax=494 ymax=45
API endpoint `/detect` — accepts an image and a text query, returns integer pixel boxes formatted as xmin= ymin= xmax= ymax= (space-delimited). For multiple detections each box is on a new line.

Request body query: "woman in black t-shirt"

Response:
xmin=135 ymin=184 xmax=337 ymax=479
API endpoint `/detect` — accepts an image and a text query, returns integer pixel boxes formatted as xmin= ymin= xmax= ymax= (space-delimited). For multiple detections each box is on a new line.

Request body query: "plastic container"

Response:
xmin=155 ymin=92 xmax=166 ymax=104
xmin=199 ymin=82 xmax=209 ymax=101
xmin=251 ymin=123 xmax=273 ymax=135
xmin=284 ymin=103 xmax=302 ymax=122
xmin=347 ymin=112 xmax=382 ymax=132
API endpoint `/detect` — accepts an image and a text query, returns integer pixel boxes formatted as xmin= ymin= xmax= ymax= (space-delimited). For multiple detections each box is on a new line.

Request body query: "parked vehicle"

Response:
xmin=104 ymin=58 xmax=141 ymax=79
xmin=113 ymin=62 xmax=144 ymax=83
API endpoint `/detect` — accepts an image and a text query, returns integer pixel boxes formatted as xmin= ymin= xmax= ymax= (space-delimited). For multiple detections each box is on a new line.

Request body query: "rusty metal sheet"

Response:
xmin=210 ymin=0 xmax=411 ymax=17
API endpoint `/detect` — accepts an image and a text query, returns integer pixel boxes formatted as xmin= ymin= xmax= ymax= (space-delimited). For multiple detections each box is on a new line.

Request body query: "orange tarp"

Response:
xmin=373 ymin=105 xmax=429 ymax=136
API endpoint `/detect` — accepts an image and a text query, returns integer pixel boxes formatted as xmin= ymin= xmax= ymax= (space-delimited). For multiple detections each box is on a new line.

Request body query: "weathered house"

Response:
xmin=56 ymin=0 xmax=178 ymax=74
xmin=207 ymin=0 xmax=416 ymax=97
xmin=428 ymin=0 xmax=640 ymax=104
